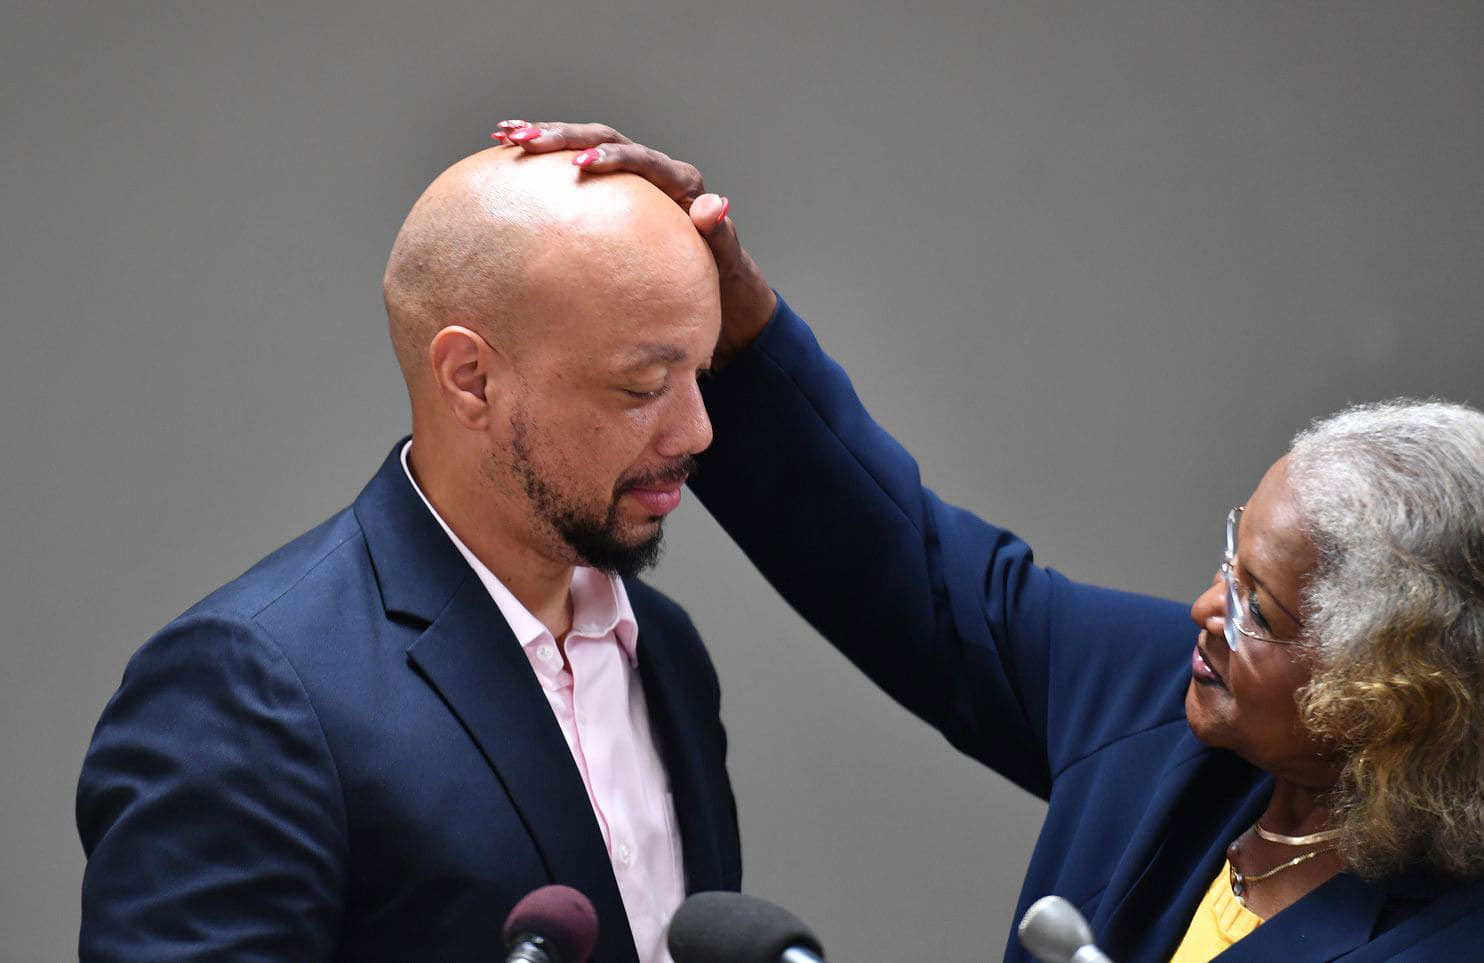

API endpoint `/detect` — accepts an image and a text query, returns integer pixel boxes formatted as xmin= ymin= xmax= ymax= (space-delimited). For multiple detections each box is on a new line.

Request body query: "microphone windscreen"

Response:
xmin=501 ymin=884 xmax=599 ymax=963
xmin=667 ymin=891 xmax=824 ymax=963
xmin=1017 ymin=895 xmax=1094 ymax=963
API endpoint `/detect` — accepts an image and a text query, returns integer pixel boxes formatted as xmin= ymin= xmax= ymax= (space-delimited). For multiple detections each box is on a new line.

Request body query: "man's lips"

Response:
xmin=1191 ymin=639 xmax=1226 ymax=687
xmin=624 ymin=480 xmax=686 ymax=516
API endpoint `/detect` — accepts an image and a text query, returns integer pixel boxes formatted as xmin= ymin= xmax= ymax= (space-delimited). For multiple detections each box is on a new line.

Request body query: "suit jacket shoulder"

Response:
xmin=79 ymin=443 xmax=740 ymax=963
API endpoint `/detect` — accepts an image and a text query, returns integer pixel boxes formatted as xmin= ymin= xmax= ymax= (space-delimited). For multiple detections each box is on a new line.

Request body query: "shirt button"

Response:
xmin=536 ymin=643 xmax=557 ymax=663
xmin=616 ymin=843 xmax=632 ymax=865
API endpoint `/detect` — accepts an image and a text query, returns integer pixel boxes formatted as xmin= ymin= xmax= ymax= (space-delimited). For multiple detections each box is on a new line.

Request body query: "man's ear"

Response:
xmin=428 ymin=325 xmax=510 ymax=431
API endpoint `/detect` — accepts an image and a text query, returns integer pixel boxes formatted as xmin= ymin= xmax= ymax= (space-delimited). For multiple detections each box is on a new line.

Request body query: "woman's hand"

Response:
xmin=493 ymin=120 xmax=776 ymax=368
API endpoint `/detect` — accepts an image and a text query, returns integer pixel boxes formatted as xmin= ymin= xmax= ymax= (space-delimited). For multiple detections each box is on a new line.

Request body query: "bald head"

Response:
xmin=383 ymin=147 xmax=712 ymax=390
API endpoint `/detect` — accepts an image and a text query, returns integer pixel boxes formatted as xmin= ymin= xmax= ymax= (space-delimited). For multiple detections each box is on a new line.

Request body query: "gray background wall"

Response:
xmin=4 ymin=1 xmax=1482 ymax=959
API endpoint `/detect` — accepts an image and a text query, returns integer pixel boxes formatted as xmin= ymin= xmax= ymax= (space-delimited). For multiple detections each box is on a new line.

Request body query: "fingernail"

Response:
xmin=715 ymin=197 xmax=731 ymax=226
xmin=499 ymin=119 xmax=529 ymax=130
xmin=573 ymin=148 xmax=602 ymax=166
xmin=490 ymin=130 xmax=507 ymax=141
xmin=509 ymin=128 xmax=541 ymax=143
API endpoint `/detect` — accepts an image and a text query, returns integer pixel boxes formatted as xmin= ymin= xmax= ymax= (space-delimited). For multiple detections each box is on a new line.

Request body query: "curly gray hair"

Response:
xmin=1286 ymin=398 xmax=1484 ymax=877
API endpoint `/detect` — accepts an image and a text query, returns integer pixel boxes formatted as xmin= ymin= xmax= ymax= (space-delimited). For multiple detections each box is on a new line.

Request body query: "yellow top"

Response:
xmin=1167 ymin=860 xmax=1266 ymax=963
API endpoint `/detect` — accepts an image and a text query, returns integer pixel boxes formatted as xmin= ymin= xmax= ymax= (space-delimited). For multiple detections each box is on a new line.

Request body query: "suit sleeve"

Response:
xmin=691 ymin=298 xmax=1194 ymax=798
xmin=76 ymin=613 xmax=348 ymax=961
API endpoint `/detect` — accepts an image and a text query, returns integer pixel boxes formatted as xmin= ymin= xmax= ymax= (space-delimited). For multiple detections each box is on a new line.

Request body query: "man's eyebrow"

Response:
xmin=615 ymin=343 xmax=688 ymax=369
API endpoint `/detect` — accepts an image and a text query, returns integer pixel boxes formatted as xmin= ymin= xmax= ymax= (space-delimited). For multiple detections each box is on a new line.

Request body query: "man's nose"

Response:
xmin=657 ymin=380 xmax=713 ymax=457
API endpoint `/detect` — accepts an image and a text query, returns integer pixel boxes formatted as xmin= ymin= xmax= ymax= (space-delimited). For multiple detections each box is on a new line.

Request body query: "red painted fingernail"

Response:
xmin=490 ymin=130 xmax=507 ymax=141
xmin=499 ymin=119 xmax=529 ymax=129
xmin=509 ymin=128 xmax=541 ymax=143
xmin=715 ymin=197 xmax=731 ymax=226
xmin=573 ymin=148 xmax=601 ymax=166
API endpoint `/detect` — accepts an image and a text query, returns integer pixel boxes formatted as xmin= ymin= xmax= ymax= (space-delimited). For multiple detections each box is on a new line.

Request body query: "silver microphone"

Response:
xmin=1017 ymin=895 xmax=1113 ymax=963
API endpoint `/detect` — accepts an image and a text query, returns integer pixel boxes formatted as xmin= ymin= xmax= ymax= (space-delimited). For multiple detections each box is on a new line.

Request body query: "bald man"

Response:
xmin=76 ymin=148 xmax=741 ymax=963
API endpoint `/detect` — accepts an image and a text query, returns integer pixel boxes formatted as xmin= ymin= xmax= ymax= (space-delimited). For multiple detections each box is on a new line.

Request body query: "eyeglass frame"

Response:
xmin=1221 ymin=506 xmax=1307 ymax=650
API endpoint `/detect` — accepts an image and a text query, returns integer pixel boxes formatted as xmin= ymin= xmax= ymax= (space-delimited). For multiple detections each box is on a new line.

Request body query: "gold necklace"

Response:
xmin=1254 ymin=823 xmax=1342 ymax=846
xmin=1228 ymin=847 xmax=1334 ymax=904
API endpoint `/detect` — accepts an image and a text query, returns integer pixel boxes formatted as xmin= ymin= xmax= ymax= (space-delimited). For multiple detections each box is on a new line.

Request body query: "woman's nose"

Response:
xmin=1190 ymin=571 xmax=1227 ymax=637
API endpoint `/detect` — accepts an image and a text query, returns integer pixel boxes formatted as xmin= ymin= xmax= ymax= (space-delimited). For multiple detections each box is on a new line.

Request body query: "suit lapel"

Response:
xmin=1214 ymin=873 xmax=1382 ymax=962
xmin=355 ymin=443 xmax=637 ymax=962
xmin=631 ymin=614 xmax=726 ymax=894
xmin=1097 ymin=734 xmax=1271 ymax=962
xmin=405 ymin=579 xmax=636 ymax=960
xmin=1093 ymin=731 xmax=1391 ymax=962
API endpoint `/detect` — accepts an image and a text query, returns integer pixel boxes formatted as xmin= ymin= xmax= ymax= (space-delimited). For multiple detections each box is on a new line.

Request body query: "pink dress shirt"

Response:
xmin=401 ymin=443 xmax=684 ymax=963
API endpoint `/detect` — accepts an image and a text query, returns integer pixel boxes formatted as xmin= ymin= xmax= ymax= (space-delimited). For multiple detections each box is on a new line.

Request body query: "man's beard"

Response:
xmin=507 ymin=411 xmax=696 ymax=578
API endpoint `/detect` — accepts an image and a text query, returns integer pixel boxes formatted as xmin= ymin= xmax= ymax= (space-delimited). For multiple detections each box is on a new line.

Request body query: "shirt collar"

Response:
xmin=399 ymin=441 xmax=639 ymax=663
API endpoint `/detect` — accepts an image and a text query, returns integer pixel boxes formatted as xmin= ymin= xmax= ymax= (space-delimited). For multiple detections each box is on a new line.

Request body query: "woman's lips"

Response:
xmin=625 ymin=484 xmax=684 ymax=516
xmin=1191 ymin=641 xmax=1226 ymax=687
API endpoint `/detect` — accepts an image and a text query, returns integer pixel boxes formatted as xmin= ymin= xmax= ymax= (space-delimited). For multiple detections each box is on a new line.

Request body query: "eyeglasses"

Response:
xmin=1221 ymin=507 xmax=1306 ymax=650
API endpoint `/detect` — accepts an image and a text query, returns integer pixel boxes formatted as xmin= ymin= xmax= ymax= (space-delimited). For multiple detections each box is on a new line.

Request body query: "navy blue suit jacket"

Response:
xmin=77 ymin=443 xmax=741 ymax=962
xmin=690 ymin=298 xmax=1483 ymax=961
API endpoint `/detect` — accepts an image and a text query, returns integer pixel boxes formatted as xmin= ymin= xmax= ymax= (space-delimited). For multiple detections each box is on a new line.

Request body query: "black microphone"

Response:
xmin=667 ymin=891 xmax=826 ymax=963
xmin=1017 ymin=895 xmax=1114 ymax=963
xmin=501 ymin=884 xmax=599 ymax=963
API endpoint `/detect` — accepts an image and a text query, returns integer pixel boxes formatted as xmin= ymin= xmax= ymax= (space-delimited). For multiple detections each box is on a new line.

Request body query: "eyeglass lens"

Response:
xmin=1223 ymin=509 xmax=1242 ymax=651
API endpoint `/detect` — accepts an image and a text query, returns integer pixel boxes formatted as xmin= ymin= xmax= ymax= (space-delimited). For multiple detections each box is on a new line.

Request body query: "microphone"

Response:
xmin=501 ymin=884 xmax=599 ymax=963
xmin=667 ymin=891 xmax=826 ymax=963
xmin=1017 ymin=895 xmax=1113 ymax=963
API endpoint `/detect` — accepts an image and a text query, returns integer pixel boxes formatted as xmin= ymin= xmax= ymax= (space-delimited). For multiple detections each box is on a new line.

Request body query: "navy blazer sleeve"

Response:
xmin=77 ymin=613 xmax=348 ymax=961
xmin=691 ymin=298 xmax=1197 ymax=800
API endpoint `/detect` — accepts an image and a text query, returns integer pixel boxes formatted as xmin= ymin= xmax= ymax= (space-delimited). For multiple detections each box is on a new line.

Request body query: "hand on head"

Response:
xmin=493 ymin=119 xmax=777 ymax=368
